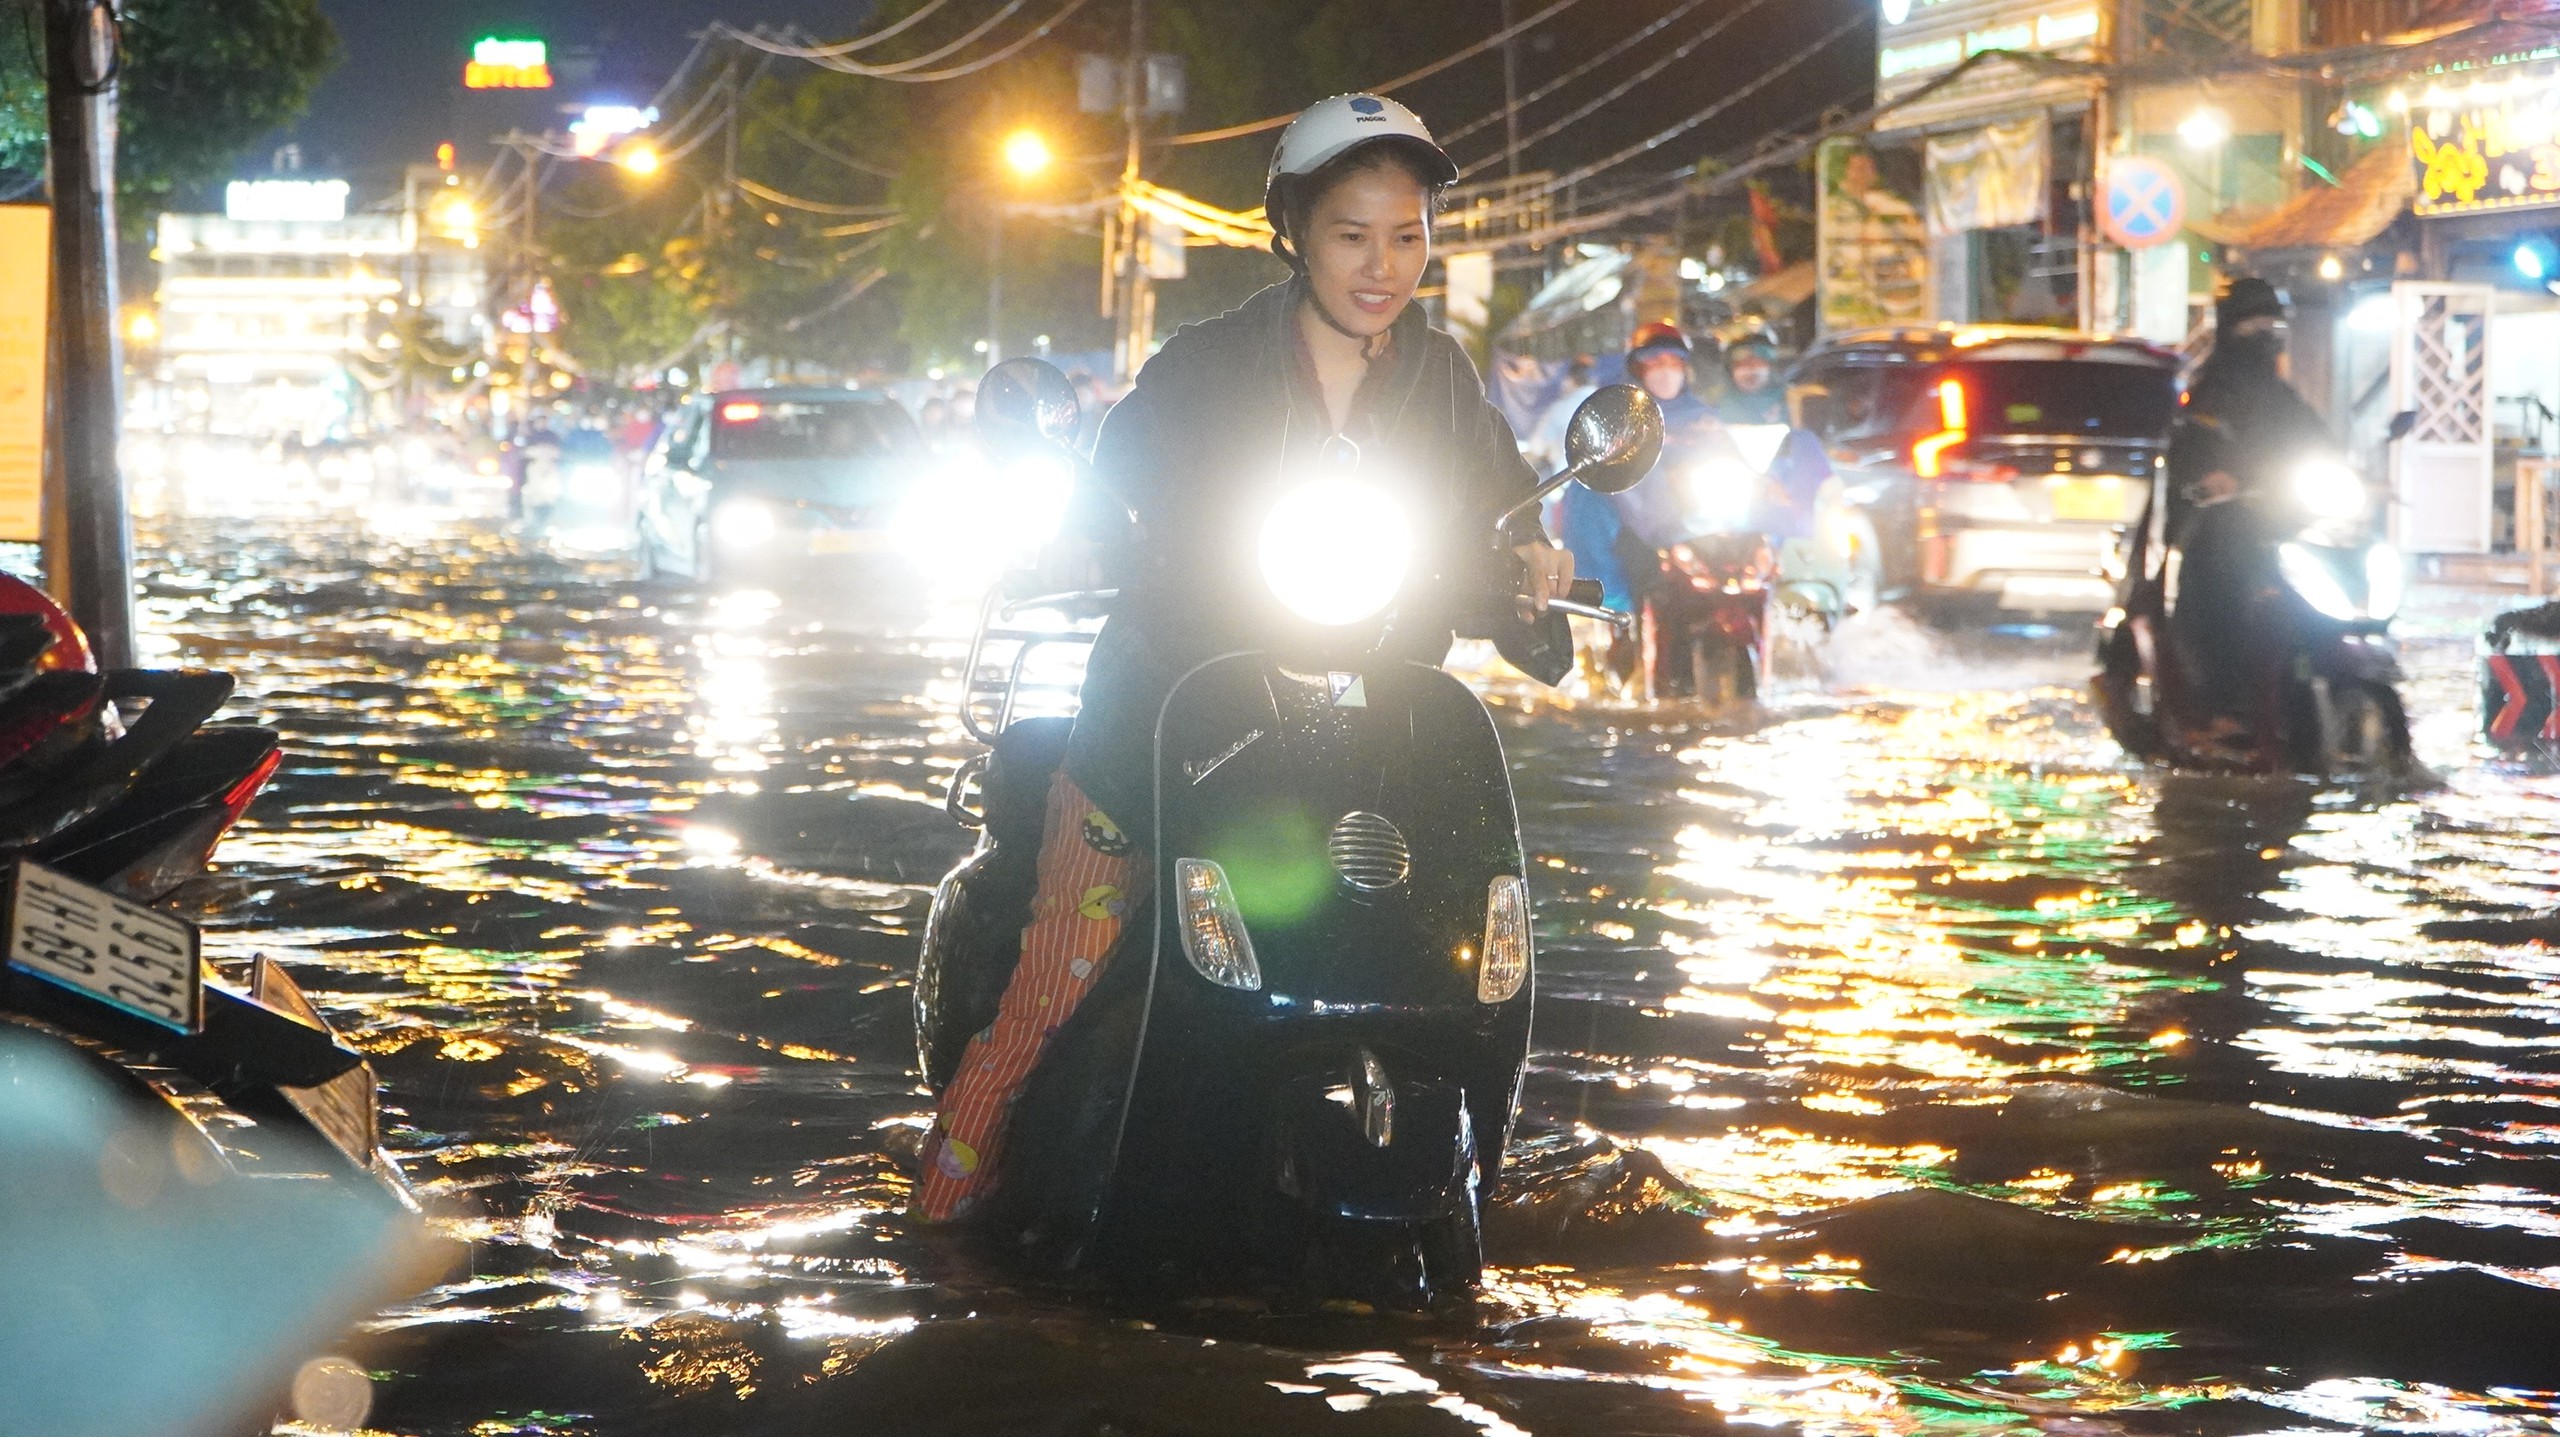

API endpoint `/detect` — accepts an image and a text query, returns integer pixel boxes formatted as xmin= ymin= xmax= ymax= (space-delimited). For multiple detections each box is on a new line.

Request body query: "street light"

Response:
xmin=618 ymin=141 xmax=662 ymax=179
xmin=2177 ymin=105 xmax=2231 ymax=149
xmin=987 ymin=128 xmax=1053 ymax=368
xmin=1002 ymin=128 xmax=1052 ymax=180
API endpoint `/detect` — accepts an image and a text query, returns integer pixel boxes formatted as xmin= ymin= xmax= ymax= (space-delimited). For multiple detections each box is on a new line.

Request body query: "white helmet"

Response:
xmin=1264 ymin=93 xmax=1458 ymax=239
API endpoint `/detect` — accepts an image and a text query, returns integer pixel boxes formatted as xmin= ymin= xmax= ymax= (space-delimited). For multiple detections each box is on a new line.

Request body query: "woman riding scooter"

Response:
xmin=916 ymin=94 xmax=1578 ymax=1223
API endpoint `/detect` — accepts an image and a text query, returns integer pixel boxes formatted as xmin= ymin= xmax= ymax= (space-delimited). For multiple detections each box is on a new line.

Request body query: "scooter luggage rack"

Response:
xmin=948 ymin=587 xmax=1114 ymax=825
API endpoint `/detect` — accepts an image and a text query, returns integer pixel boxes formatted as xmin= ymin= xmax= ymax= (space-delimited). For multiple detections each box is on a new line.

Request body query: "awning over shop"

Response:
xmin=1733 ymin=260 xmax=1816 ymax=310
xmin=2197 ymin=144 xmax=2414 ymax=252
xmin=1501 ymin=249 xmax=1633 ymax=342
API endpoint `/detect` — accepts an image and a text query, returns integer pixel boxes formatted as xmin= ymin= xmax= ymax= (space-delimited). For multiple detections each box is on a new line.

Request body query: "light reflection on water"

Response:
xmin=128 ymin=515 xmax=2560 ymax=1434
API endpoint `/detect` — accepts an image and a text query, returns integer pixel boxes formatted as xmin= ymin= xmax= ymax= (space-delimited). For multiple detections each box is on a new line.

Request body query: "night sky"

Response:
xmin=256 ymin=0 xmax=1876 ymax=216
xmin=266 ymin=0 xmax=867 ymax=194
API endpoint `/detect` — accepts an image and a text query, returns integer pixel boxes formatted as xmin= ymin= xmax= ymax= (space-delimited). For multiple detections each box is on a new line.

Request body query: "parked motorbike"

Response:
xmin=0 ymin=576 xmax=413 ymax=1205
xmin=914 ymin=359 xmax=1659 ymax=1309
xmin=2094 ymin=412 xmax=2416 ymax=777
xmin=1637 ymin=423 xmax=1847 ymax=705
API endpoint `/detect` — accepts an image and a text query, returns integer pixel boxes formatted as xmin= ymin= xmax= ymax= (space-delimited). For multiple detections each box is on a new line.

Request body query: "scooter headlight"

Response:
xmin=1175 ymin=858 xmax=1262 ymax=991
xmin=567 ymin=463 xmax=621 ymax=505
xmin=2366 ymin=542 xmax=2404 ymax=621
xmin=1683 ymin=457 xmax=1762 ymax=533
xmin=2291 ymin=458 xmax=2368 ymax=521
xmin=711 ymin=497 xmax=779 ymax=549
xmin=1479 ymin=874 xmax=1531 ymax=1004
xmin=1257 ymin=479 xmax=1411 ymax=627
xmin=2278 ymin=540 xmax=2360 ymax=621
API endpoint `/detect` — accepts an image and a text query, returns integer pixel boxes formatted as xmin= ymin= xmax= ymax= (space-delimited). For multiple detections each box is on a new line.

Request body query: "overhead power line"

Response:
xmin=1438 ymin=0 xmax=1720 ymax=147
xmin=1165 ymin=0 xmax=1585 ymax=146
xmin=756 ymin=0 xmax=955 ymax=58
xmin=1458 ymin=10 xmax=1868 ymax=225
xmin=722 ymin=1 xmax=1035 ymax=74
xmin=717 ymin=0 xmax=1092 ymax=82
xmin=735 ymin=176 xmax=901 ymax=216
xmin=1454 ymin=0 xmax=1784 ymax=178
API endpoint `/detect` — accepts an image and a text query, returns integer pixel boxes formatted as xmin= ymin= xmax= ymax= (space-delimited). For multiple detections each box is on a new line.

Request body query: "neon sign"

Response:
xmin=465 ymin=37 xmax=551 ymax=90
xmin=224 ymin=179 xmax=350 ymax=223
xmin=569 ymin=105 xmax=658 ymax=158
xmin=2409 ymin=66 xmax=2560 ymax=216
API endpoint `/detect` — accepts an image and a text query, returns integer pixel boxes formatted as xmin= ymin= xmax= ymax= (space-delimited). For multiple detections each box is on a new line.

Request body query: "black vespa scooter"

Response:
xmin=915 ymin=359 xmax=1659 ymax=1309
xmin=2094 ymin=411 xmax=2416 ymax=777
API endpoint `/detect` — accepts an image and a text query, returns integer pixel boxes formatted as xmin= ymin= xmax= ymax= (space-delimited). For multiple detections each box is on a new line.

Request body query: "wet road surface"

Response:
xmin=135 ymin=511 xmax=2560 ymax=1435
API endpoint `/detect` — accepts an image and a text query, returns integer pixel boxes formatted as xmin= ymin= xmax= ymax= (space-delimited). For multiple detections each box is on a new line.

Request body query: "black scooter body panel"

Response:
xmin=973 ymin=654 xmax=1533 ymax=1289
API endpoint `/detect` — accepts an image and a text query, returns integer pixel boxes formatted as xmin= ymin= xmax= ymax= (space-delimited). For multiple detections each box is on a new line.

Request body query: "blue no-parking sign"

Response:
xmin=2102 ymin=157 xmax=2186 ymax=250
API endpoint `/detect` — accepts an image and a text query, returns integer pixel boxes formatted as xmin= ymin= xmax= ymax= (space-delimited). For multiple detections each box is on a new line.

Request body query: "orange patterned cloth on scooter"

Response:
xmin=915 ymin=772 xmax=1144 ymax=1222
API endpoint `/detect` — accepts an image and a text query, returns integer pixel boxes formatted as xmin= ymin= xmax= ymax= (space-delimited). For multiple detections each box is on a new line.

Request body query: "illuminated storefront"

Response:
xmin=1855 ymin=0 xmax=2107 ymax=329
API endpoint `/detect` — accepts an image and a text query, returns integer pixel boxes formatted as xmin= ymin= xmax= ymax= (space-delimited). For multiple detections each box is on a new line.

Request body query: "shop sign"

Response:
xmin=2407 ymin=65 xmax=2560 ymax=216
xmin=224 ymin=179 xmax=350 ymax=224
xmin=1817 ymin=137 xmax=1930 ymax=330
xmin=1879 ymin=3 xmax=2098 ymax=85
xmin=465 ymin=37 xmax=551 ymax=90
xmin=1926 ymin=115 xmax=2050 ymax=233
xmin=0 ymin=207 xmax=44 ymax=544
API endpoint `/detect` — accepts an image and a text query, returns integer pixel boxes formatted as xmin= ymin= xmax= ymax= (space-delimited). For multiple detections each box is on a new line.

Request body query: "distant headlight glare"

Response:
xmin=711 ymin=497 xmax=779 ymax=549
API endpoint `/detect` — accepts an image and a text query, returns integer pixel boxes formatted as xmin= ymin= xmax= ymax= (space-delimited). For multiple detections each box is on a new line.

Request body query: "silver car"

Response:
xmin=1789 ymin=328 xmax=2180 ymax=615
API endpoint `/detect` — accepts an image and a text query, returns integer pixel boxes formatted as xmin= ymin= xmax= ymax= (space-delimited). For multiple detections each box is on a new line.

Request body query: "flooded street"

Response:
xmin=140 ymin=511 xmax=2560 ymax=1436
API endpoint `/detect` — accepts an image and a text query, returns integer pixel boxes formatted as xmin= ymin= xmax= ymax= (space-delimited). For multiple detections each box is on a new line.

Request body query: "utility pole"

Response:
xmin=1499 ymin=0 xmax=1522 ymax=183
xmin=1115 ymin=0 xmax=1148 ymax=383
xmin=986 ymin=203 xmax=1004 ymax=368
xmin=40 ymin=0 xmax=132 ymax=667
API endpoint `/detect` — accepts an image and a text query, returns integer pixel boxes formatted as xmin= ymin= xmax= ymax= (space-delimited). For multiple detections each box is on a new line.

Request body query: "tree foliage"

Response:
xmin=0 ymin=0 xmax=338 ymax=214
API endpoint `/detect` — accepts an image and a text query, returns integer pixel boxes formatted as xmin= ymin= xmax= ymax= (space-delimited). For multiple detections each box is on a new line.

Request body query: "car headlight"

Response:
xmin=2366 ymin=542 xmax=2403 ymax=621
xmin=2278 ymin=540 xmax=2360 ymax=621
xmin=711 ymin=497 xmax=779 ymax=549
xmin=1479 ymin=874 xmax=1530 ymax=1004
xmin=2292 ymin=458 xmax=2368 ymax=521
xmin=567 ymin=464 xmax=620 ymax=505
xmin=1175 ymin=858 xmax=1261 ymax=991
xmin=1257 ymin=478 xmax=1411 ymax=627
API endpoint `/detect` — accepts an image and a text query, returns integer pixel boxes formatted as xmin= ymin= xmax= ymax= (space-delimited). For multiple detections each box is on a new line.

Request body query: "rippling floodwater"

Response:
xmin=134 ymin=511 xmax=2560 ymax=1436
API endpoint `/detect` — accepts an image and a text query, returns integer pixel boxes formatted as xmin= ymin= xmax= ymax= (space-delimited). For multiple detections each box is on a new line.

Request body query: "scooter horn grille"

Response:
xmin=1328 ymin=811 xmax=1411 ymax=891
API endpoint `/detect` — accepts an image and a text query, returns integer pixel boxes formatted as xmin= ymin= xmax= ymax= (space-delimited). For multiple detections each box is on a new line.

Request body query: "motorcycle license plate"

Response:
xmin=2050 ymin=477 xmax=2126 ymax=522
xmin=808 ymin=529 xmax=891 ymax=555
xmin=3 ymin=859 xmax=201 ymax=1033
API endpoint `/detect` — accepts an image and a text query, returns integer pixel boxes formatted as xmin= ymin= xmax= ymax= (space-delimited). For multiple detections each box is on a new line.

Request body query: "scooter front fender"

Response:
xmin=1272 ymin=1073 xmax=1476 ymax=1224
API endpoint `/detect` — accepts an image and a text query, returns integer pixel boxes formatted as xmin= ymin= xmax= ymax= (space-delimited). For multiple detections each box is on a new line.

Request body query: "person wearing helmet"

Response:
xmin=916 ymin=93 xmax=1577 ymax=1222
xmin=1713 ymin=330 xmax=1787 ymax=426
xmin=2165 ymin=276 xmax=2332 ymax=724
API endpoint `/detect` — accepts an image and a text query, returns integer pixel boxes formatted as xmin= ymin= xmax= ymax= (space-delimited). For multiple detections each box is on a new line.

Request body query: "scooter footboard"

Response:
xmin=1271 ymin=1075 xmax=1476 ymax=1223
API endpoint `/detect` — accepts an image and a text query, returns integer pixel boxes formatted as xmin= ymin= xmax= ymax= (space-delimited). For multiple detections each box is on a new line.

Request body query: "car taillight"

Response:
xmin=1911 ymin=378 xmax=1967 ymax=478
xmin=1175 ymin=858 xmax=1262 ymax=991
xmin=1480 ymin=875 xmax=1531 ymax=1004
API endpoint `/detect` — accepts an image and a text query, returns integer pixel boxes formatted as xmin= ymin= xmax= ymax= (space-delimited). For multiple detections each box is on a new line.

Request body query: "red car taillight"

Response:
xmin=1911 ymin=378 xmax=1968 ymax=478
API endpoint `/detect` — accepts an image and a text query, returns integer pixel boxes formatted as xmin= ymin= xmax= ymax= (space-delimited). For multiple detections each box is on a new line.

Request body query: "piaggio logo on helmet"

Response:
xmin=1348 ymin=97 xmax=1386 ymax=118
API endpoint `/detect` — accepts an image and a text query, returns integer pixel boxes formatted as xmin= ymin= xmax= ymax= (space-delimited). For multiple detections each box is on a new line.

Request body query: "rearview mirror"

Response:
xmin=2386 ymin=409 xmax=2418 ymax=442
xmin=975 ymin=358 xmax=1082 ymax=458
xmin=1563 ymin=384 xmax=1664 ymax=495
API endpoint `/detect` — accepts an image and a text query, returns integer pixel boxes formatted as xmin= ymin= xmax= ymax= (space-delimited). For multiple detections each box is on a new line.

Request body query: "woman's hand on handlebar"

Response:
xmin=1514 ymin=542 xmax=1576 ymax=620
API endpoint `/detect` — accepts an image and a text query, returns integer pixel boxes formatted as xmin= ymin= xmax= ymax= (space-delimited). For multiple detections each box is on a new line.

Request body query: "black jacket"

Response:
xmin=1058 ymin=280 xmax=1552 ymax=833
xmin=1079 ymin=278 xmax=1547 ymax=644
